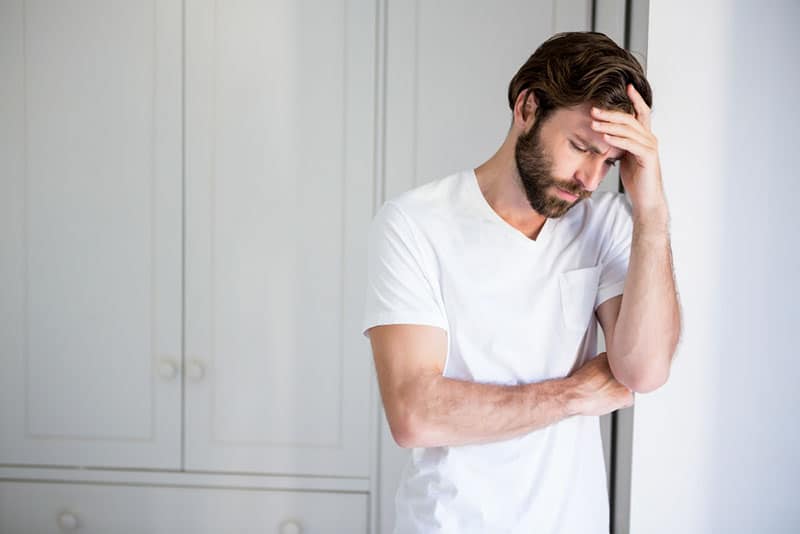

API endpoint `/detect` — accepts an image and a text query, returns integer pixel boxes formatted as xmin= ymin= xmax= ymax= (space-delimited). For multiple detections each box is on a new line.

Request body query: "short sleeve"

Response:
xmin=361 ymin=201 xmax=448 ymax=338
xmin=595 ymin=193 xmax=634 ymax=310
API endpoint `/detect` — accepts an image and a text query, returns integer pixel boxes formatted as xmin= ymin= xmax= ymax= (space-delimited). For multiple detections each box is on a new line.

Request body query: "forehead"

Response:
xmin=547 ymin=102 xmax=628 ymax=158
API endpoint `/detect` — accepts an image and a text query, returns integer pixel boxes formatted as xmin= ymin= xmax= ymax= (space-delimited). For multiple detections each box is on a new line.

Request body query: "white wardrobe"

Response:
xmin=1 ymin=0 xmax=373 ymax=531
xmin=0 ymin=0 xmax=641 ymax=532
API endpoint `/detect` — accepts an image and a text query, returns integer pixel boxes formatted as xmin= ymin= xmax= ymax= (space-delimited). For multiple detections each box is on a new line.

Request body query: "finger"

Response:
xmin=591 ymin=107 xmax=648 ymax=136
xmin=627 ymin=84 xmax=652 ymax=130
xmin=591 ymin=120 xmax=655 ymax=150
xmin=601 ymin=132 xmax=655 ymax=161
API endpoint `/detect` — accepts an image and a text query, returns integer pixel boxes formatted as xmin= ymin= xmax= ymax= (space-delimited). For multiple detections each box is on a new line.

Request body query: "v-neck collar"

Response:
xmin=467 ymin=168 xmax=559 ymax=247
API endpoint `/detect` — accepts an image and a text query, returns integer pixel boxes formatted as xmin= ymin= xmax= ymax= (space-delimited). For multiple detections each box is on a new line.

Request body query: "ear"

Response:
xmin=513 ymin=88 xmax=538 ymax=132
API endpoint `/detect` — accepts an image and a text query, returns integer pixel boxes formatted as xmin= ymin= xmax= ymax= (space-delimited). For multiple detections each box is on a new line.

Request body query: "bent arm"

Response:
xmin=368 ymin=323 xmax=582 ymax=448
xmin=401 ymin=373 xmax=579 ymax=448
xmin=606 ymin=207 xmax=682 ymax=392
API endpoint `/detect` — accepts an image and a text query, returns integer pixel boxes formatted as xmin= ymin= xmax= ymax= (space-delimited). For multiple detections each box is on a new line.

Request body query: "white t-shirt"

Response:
xmin=361 ymin=168 xmax=633 ymax=533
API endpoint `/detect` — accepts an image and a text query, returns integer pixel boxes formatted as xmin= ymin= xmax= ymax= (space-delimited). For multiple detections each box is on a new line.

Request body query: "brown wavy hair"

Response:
xmin=508 ymin=31 xmax=652 ymax=124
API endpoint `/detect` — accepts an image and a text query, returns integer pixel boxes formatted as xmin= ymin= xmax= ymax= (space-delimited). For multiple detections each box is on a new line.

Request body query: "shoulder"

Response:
xmin=374 ymin=170 xmax=464 ymax=230
xmin=585 ymin=191 xmax=633 ymax=218
xmin=555 ymin=190 xmax=632 ymax=246
xmin=583 ymin=191 xmax=634 ymax=251
xmin=580 ymin=191 xmax=634 ymax=233
xmin=388 ymin=171 xmax=462 ymax=216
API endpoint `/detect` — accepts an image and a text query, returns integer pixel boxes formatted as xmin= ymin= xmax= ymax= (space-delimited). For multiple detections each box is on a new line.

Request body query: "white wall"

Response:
xmin=630 ymin=1 xmax=800 ymax=532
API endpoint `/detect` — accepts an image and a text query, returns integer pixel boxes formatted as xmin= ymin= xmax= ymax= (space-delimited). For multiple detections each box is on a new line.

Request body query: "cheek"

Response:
xmin=550 ymin=149 xmax=577 ymax=177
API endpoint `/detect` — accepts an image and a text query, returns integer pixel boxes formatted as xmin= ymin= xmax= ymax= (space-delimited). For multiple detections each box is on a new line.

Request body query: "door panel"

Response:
xmin=184 ymin=0 xmax=375 ymax=476
xmin=0 ymin=0 xmax=182 ymax=469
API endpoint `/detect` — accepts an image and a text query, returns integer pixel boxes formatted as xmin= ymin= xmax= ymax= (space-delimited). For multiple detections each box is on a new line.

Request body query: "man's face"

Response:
xmin=514 ymin=102 xmax=627 ymax=218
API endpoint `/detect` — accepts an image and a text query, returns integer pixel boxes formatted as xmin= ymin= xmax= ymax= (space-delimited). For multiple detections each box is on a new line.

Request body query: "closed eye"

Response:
xmin=571 ymin=141 xmax=619 ymax=167
xmin=570 ymin=141 xmax=588 ymax=153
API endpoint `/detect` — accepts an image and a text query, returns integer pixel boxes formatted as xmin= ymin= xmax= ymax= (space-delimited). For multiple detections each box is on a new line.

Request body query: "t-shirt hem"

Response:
xmin=361 ymin=311 xmax=449 ymax=338
xmin=595 ymin=281 xmax=626 ymax=310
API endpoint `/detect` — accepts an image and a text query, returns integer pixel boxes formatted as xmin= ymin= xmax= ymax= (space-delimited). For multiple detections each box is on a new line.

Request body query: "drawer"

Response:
xmin=0 ymin=481 xmax=367 ymax=533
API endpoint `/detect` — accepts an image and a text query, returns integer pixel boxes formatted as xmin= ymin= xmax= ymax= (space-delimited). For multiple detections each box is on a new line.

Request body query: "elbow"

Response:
xmin=629 ymin=372 xmax=668 ymax=394
xmin=386 ymin=397 xmax=427 ymax=449
xmin=609 ymin=352 xmax=671 ymax=394
xmin=385 ymin=375 xmax=441 ymax=448
xmin=389 ymin=410 xmax=427 ymax=449
xmin=388 ymin=413 xmax=414 ymax=448
xmin=628 ymin=362 xmax=671 ymax=394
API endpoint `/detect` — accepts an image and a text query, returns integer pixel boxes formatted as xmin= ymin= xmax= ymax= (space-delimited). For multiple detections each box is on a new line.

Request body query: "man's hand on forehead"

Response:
xmin=589 ymin=84 xmax=665 ymax=216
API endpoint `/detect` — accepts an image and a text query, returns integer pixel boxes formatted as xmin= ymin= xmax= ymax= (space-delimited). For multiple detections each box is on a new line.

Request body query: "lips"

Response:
xmin=555 ymin=186 xmax=578 ymax=201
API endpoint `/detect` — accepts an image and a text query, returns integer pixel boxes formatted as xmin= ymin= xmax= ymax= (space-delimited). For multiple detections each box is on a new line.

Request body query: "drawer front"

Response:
xmin=0 ymin=481 xmax=367 ymax=533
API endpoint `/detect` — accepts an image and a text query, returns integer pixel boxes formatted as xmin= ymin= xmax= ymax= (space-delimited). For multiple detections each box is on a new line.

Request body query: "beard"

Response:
xmin=514 ymin=117 xmax=590 ymax=218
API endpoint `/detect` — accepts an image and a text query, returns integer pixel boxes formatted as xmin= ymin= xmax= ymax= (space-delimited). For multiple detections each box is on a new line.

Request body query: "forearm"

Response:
xmin=610 ymin=205 xmax=681 ymax=391
xmin=401 ymin=374 xmax=580 ymax=448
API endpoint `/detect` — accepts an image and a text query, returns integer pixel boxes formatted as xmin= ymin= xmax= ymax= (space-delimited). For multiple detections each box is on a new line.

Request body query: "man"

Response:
xmin=361 ymin=31 xmax=681 ymax=533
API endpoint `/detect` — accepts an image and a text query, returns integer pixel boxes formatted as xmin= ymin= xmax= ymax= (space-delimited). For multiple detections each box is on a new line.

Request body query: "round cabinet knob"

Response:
xmin=157 ymin=359 xmax=179 ymax=380
xmin=185 ymin=360 xmax=206 ymax=382
xmin=278 ymin=519 xmax=303 ymax=534
xmin=57 ymin=511 xmax=79 ymax=530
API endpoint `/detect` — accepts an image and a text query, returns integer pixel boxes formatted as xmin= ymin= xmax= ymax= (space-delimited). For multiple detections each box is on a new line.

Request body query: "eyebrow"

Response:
xmin=574 ymin=134 xmax=622 ymax=161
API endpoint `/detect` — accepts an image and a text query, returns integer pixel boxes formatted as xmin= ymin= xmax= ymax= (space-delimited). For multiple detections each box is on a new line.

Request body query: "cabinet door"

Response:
xmin=0 ymin=1 xmax=182 ymax=468
xmin=184 ymin=0 xmax=375 ymax=476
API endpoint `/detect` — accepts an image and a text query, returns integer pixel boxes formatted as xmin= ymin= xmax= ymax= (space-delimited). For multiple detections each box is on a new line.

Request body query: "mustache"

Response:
xmin=550 ymin=180 xmax=590 ymax=199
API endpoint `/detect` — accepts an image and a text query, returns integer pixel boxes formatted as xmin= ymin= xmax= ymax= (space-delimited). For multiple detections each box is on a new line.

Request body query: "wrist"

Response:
xmin=633 ymin=202 xmax=670 ymax=230
xmin=560 ymin=377 xmax=587 ymax=417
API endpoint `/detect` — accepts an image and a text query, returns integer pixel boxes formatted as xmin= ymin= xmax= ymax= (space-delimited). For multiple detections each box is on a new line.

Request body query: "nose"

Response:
xmin=575 ymin=157 xmax=608 ymax=192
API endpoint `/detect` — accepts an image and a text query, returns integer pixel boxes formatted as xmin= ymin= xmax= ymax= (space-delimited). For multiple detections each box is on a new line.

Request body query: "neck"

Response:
xmin=474 ymin=136 xmax=547 ymax=237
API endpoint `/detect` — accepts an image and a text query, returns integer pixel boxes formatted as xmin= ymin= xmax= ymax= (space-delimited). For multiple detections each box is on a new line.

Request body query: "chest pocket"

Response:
xmin=559 ymin=265 xmax=602 ymax=332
